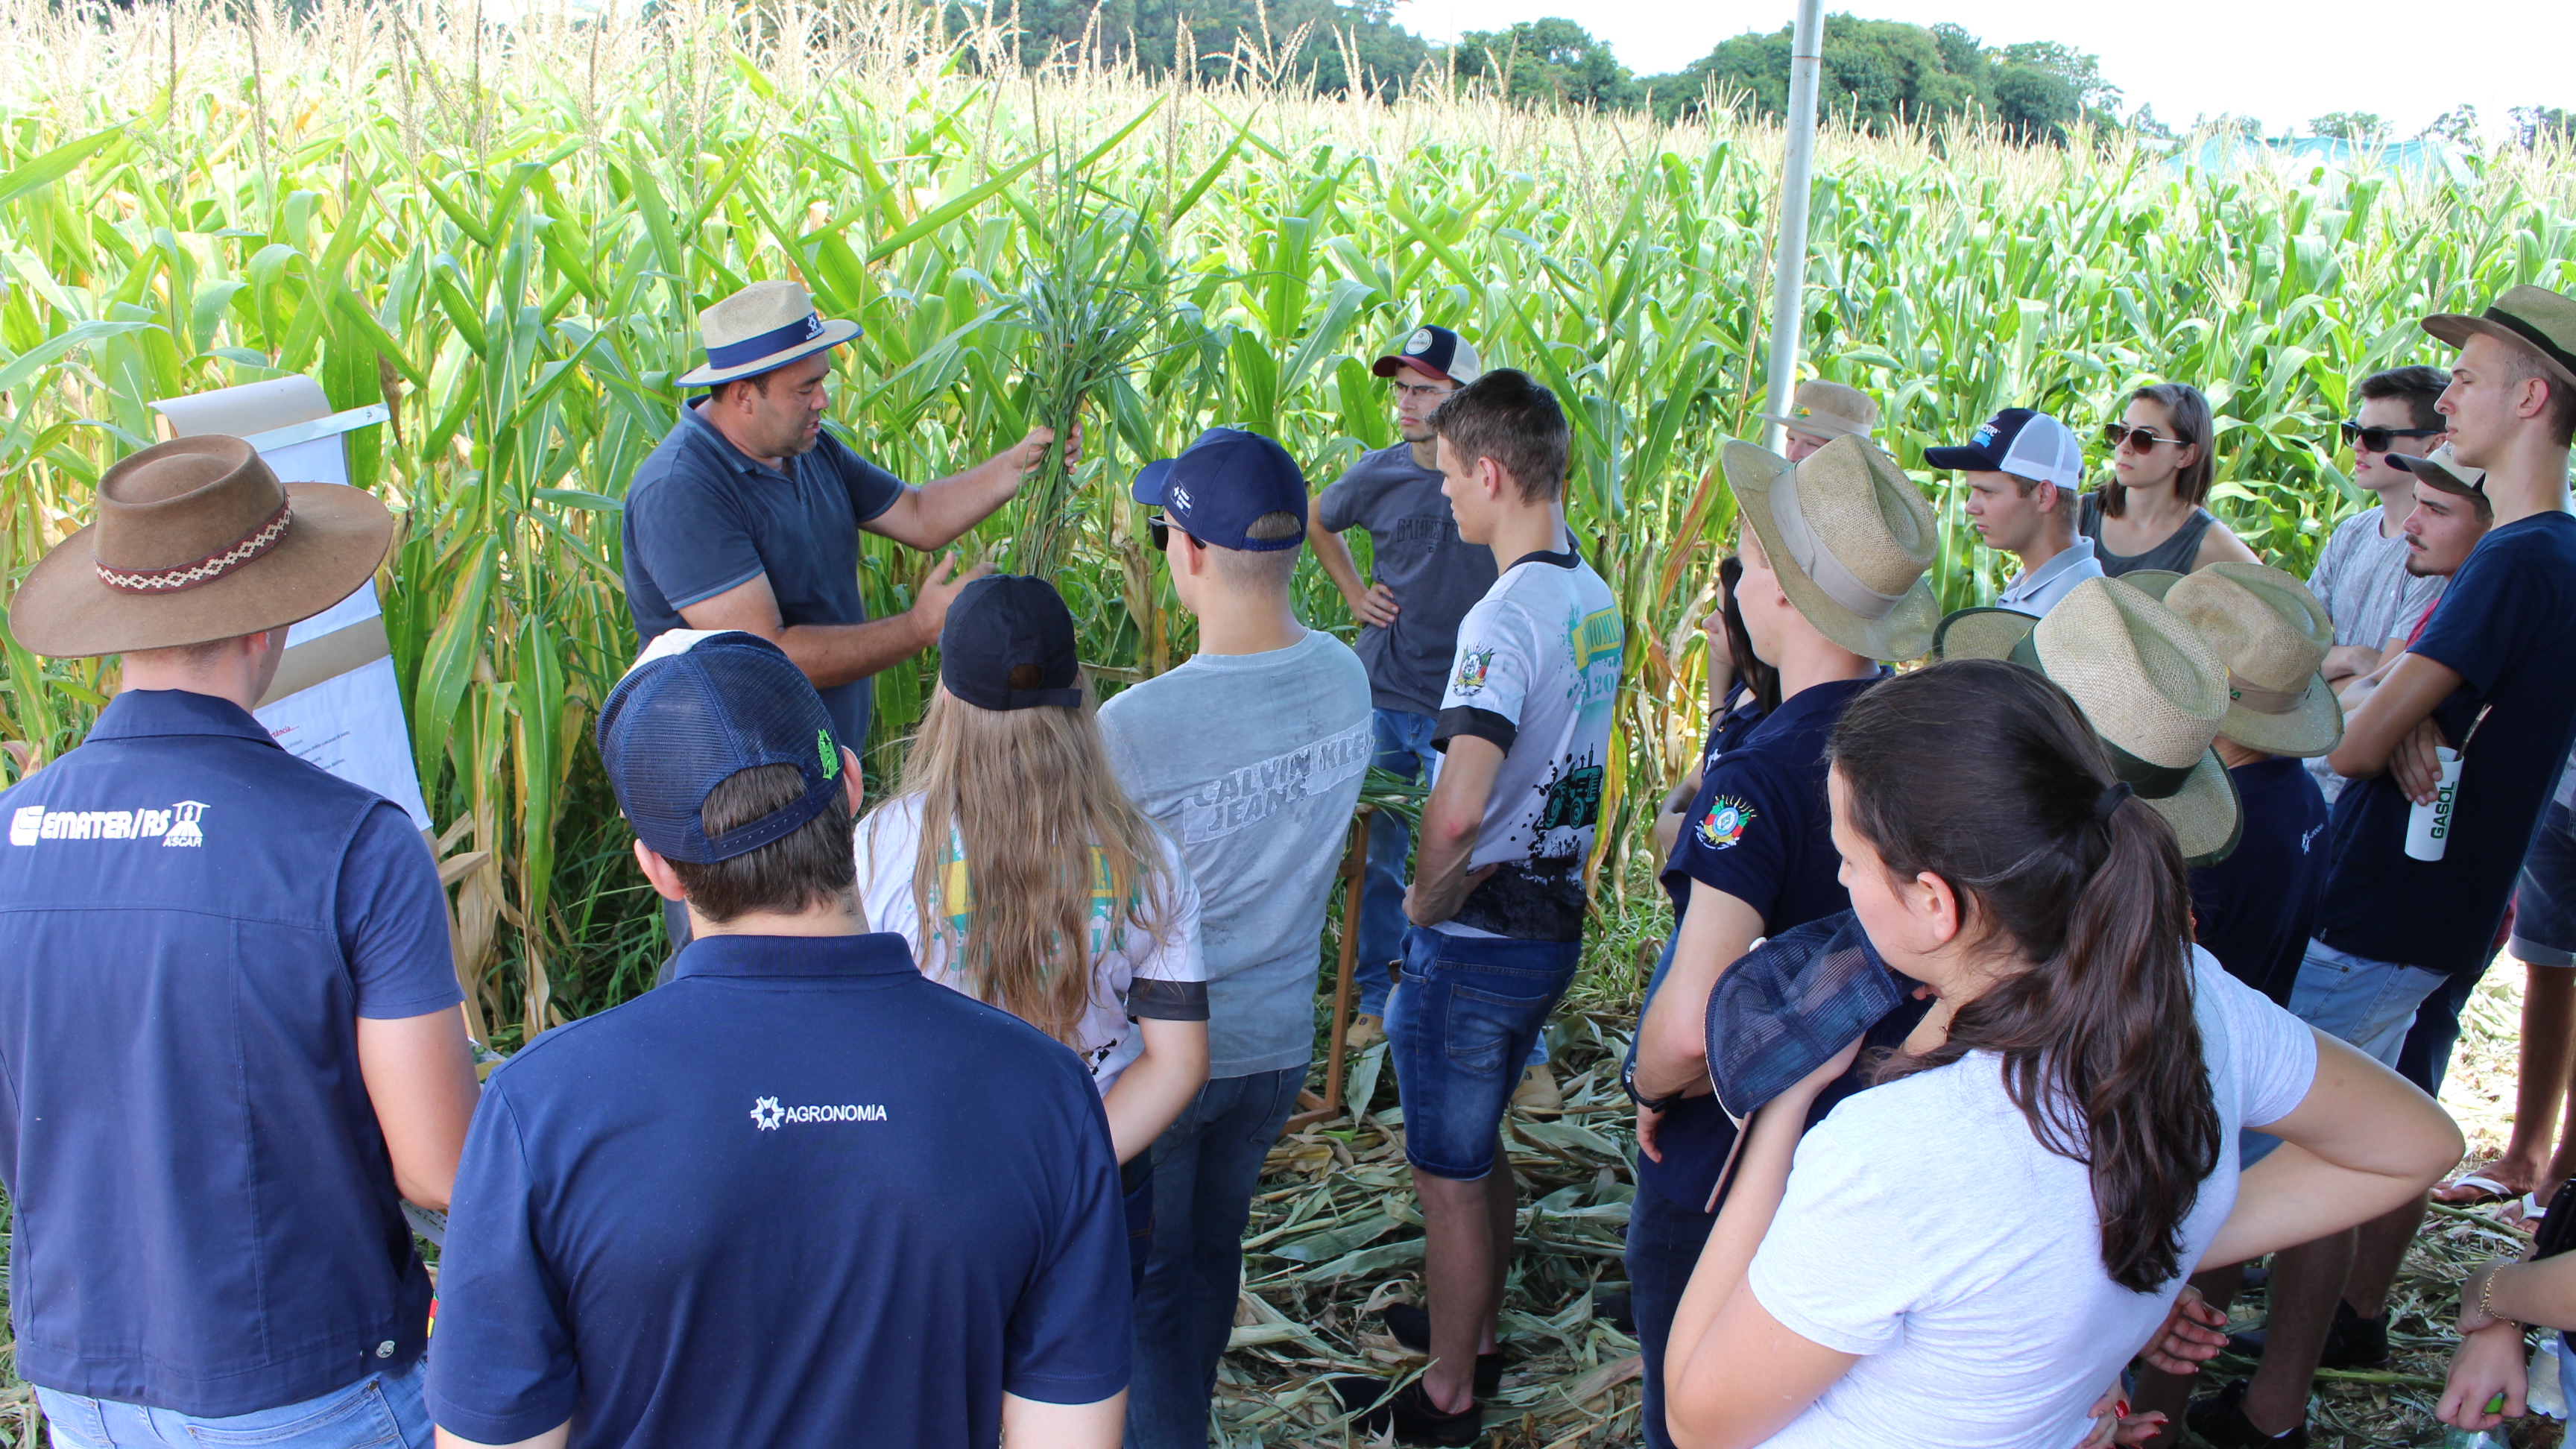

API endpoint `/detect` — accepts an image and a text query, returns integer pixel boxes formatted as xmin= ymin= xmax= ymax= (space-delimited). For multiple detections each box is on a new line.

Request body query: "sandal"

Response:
xmin=2434 ymin=1170 xmax=2526 ymax=1207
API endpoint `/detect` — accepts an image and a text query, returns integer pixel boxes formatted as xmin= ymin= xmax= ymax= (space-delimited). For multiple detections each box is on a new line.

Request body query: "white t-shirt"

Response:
xmin=854 ymin=795 xmax=1205 ymax=1095
xmin=1432 ymin=543 xmax=1623 ymax=942
xmin=1744 ymin=947 xmax=2319 ymax=1449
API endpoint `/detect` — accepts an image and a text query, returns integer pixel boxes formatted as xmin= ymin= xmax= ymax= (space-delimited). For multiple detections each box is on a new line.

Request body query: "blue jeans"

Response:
xmin=2246 ymin=938 xmax=2449 ymax=1167
xmin=1126 ymin=1067 xmax=1304 ymax=1449
xmin=39 ymin=1361 xmax=431 ymax=1448
xmin=1356 ymin=709 xmax=1441 ymax=1021
xmin=1626 ymin=1177 xmax=1714 ymax=1449
xmin=1387 ymin=926 xmax=1582 ymax=1180
xmin=2397 ymin=963 xmax=2485 ymax=1099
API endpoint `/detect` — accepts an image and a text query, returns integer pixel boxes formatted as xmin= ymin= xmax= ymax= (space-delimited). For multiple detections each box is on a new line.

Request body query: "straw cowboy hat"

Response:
xmin=7 ymin=435 xmax=394 ymax=658
xmin=1758 ymin=379 xmax=1879 ymax=441
xmin=2423 ymin=283 xmax=2576 ymax=393
xmin=675 ymin=280 xmax=862 ymax=388
xmin=1724 ymin=432 xmax=1940 ymax=661
xmin=1933 ymin=575 xmax=2241 ymax=866
xmin=2120 ymin=564 xmax=2342 ymax=758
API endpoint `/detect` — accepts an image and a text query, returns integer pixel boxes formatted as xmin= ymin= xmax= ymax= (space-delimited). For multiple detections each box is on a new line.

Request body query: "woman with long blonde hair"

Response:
xmin=856 ymin=575 xmax=1210 ymax=1178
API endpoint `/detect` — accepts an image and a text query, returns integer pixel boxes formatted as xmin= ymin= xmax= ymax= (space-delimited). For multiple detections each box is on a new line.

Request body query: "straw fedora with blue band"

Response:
xmin=1934 ymin=575 xmax=2242 ymax=867
xmin=1723 ymin=433 xmax=1941 ymax=662
xmin=7 ymin=435 xmax=394 ymax=659
xmin=2121 ymin=564 xmax=2343 ymax=760
xmin=675 ymin=280 xmax=863 ymax=388
xmin=2422 ymin=283 xmax=2576 ymax=394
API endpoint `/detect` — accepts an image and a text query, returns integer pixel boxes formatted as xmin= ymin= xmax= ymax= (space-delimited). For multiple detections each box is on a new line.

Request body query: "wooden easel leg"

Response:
xmin=1288 ymin=809 xmax=1374 ymax=1132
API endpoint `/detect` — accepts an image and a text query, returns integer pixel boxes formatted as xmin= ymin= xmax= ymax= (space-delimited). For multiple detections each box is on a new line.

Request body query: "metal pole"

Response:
xmin=1761 ymin=0 xmax=1828 ymax=454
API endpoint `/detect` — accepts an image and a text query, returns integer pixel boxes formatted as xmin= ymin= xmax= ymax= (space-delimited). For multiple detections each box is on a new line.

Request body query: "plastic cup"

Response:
xmin=2405 ymin=746 xmax=2463 ymax=862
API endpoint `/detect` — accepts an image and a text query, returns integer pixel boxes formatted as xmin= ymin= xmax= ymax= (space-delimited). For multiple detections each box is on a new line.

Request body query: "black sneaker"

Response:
xmin=2220 ymin=1299 xmax=2390 ymax=1370
xmin=1330 ymin=1376 xmax=1482 ymax=1446
xmin=1382 ymin=1303 xmax=1506 ymax=1398
xmin=2184 ymin=1378 xmax=2308 ymax=1448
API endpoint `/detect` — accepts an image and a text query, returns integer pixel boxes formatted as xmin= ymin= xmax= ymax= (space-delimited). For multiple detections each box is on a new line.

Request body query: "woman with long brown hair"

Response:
xmin=1658 ymin=659 xmax=2458 ymax=1449
xmin=2084 ymin=382 xmax=2262 ymax=575
xmin=856 ymin=575 xmax=1209 ymax=1171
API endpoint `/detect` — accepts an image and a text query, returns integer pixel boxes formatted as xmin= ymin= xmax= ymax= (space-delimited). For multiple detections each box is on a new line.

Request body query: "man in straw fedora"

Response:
xmin=2179 ymin=288 xmax=2576 ymax=1449
xmin=623 ymin=278 xmax=1076 ymax=774
xmin=1622 ymin=432 xmax=1931 ymax=1449
xmin=1758 ymin=377 xmax=1881 ymax=463
xmin=0 ymin=437 xmax=480 ymax=1445
xmin=623 ymin=277 xmax=1076 ymax=953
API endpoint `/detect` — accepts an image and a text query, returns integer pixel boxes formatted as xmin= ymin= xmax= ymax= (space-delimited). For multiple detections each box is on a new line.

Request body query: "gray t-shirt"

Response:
xmin=1316 ymin=443 xmax=1500 ymax=716
xmin=2306 ymin=503 xmax=2446 ymax=802
xmin=1098 ymin=630 xmax=1374 ymax=1079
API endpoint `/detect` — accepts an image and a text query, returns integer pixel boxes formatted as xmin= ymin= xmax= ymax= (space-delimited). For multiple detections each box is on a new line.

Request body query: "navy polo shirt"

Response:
xmin=621 ymin=405 xmax=911 ymax=748
xmin=0 ymin=689 xmax=461 ymax=1415
xmin=2317 ymin=513 xmax=2576 ymax=975
xmin=2191 ymin=757 xmax=2330 ymax=1006
xmin=1638 ymin=673 xmax=1878 ymax=1213
xmin=427 ymin=932 xmax=1130 ymax=1449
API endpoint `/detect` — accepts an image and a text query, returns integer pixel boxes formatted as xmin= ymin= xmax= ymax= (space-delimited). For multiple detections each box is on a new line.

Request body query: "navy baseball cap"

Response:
xmin=1371 ymin=324 xmax=1481 ymax=385
xmin=1923 ymin=408 xmax=2084 ymax=489
xmin=1131 ymin=428 xmax=1308 ymax=552
xmin=939 ymin=573 xmax=1085 ymax=711
xmin=596 ymin=631 xmax=847 ymax=864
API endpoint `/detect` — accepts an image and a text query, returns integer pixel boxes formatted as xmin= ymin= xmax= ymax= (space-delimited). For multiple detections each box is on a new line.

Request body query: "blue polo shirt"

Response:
xmin=0 ymin=689 xmax=461 ymax=1415
xmin=2191 ymin=757 xmax=2329 ymax=1006
xmin=1638 ymin=672 xmax=1880 ymax=1212
xmin=426 ymin=931 xmax=1130 ymax=1449
xmin=622 ymin=405 xmax=911 ymax=748
xmin=2317 ymin=512 xmax=2576 ymax=975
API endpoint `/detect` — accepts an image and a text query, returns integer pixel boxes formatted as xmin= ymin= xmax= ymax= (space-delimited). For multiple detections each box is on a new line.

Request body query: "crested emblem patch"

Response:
xmin=1453 ymin=646 xmax=1495 ymax=695
xmin=1405 ymin=326 xmax=1434 ymax=354
xmin=1696 ymin=795 xmax=1756 ymax=850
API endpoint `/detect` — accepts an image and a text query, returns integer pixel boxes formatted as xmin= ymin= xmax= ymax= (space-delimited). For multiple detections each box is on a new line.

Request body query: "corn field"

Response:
xmin=0 ymin=0 xmax=2572 ymax=1049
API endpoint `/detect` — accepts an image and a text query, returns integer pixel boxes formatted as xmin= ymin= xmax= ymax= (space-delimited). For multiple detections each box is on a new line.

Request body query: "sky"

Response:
xmin=1391 ymin=0 xmax=2573 ymax=142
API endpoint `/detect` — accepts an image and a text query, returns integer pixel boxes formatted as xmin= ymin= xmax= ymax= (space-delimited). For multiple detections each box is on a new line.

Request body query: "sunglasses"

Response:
xmin=2101 ymin=423 xmax=2186 ymax=452
xmin=2340 ymin=420 xmax=2446 ymax=454
xmin=1148 ymin=514 xmax=1170 ymax=551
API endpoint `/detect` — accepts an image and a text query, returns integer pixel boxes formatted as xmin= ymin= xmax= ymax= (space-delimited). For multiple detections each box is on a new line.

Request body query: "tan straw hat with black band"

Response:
xmin=676 ymin=279 xmax=862 ymax=388
xmin=1933 ymin=575 xmax=2241 ymax=866
xmin=2123 ymin=564 xmax=2342 ymax=759
xmin=7 ymin=435 xmax=394 ymax=659
xmin=1758 ymin=379 xmax=1879 ymax=441
xmin=2423 ymin=283 xmax=2576 ymax=392
xmin=1725 ymin=433 xmax=1939 ymax=662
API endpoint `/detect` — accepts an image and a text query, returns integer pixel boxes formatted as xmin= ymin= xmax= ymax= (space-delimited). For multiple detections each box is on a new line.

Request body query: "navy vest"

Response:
xmin=0 ymin=690 xmax=434 ymax=1414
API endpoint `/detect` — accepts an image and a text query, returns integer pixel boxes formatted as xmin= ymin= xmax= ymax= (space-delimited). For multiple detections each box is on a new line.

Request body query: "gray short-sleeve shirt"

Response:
xmin=1315 ymin=443 xmax=1498 ymax=716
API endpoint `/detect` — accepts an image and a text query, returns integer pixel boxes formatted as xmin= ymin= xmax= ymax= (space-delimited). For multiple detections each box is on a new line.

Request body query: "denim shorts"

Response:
xmin=39 ymin=1360 xmax=431 ymax=1449
xmin=2288 ymin=938 xmax=2451 ymax=1068
xmin=2513 ymin=802 xmax=2576 ymax=966
xmin=1385 ymin=924 xmax=1581 ymax=1180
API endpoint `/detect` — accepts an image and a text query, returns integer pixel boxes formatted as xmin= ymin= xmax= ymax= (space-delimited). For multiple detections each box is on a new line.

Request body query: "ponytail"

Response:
xmin=1831 ymin=660 xmax=2220 ymax=1292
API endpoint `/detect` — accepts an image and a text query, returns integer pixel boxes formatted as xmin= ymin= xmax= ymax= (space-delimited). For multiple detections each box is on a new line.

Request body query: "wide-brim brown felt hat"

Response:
xmin=8 ymin=435 xmax=394 ymax=658
xmin=1726 ymin=434 xmax=1939 ymax=663
xmin=2126 ymin=564 xmax=2343 ymax=758
xmin=2423 ymin=283 xmax=2576 ymax=394
xmin=1933 ymin=575 xmax=2241 ymax=866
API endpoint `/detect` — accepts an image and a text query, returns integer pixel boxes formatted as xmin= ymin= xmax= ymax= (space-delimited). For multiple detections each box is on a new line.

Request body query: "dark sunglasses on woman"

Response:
xmin=2339 ymin=420 xmax=2446 ymax=455
xmin=2101 ymin=422 xmax=2185 ymax=452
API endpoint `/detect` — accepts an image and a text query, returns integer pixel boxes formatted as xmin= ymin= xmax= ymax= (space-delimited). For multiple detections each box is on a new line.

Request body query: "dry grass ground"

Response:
xmin=1222 ymin=955 xmax=2565 ymax=1448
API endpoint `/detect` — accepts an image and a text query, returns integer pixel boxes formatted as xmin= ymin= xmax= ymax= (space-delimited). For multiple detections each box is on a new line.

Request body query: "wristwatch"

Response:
xmin=1620 ymin=1053 xmax=1686 ymax=1115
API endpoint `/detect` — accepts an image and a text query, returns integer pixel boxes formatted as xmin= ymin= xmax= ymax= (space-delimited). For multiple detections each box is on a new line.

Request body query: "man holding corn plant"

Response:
xmin=622 ymin=279 xmax=1078 ymax=775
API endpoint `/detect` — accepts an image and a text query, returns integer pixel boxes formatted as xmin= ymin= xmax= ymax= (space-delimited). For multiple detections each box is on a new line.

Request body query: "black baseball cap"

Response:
xmin=938 ymin=573 xmax=1084 ymax=712
xmin=1131 ymin=428 xmax=1308 ymax=552
xmin=1370 ymin=324 xmax=1482 ymax=385
xmin=596 ymin=631 xmax=847 ymax=864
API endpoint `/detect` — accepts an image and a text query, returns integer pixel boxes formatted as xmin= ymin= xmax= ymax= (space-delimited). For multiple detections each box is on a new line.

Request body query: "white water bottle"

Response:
xmin=2405 ymin=746 xmax=2464 ymax=862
